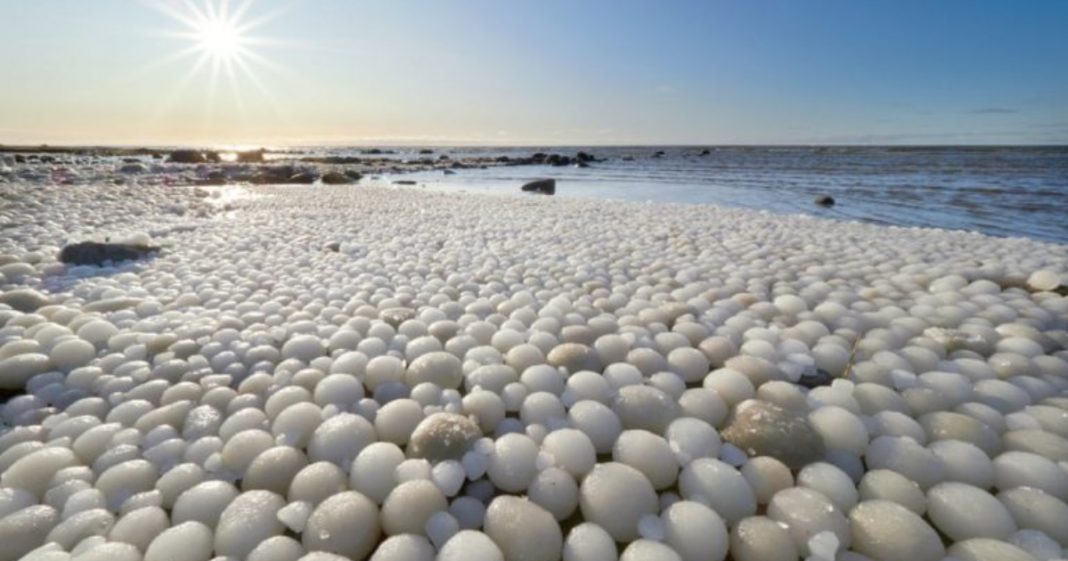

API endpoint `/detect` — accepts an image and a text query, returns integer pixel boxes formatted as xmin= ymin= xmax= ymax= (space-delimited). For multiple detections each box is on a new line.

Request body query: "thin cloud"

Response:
xmin=969 ymin=107 xmax=1018 ymax=114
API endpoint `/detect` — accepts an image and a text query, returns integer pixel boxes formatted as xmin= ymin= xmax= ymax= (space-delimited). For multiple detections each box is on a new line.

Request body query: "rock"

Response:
xmin=575 ymin=151 xmax=596 ymax=163
xmin=58 ymin=241 xmax=159 ymax=266
xmin=236 ymin=149 xmax=265 ymax=163
xmin=119 ymin=163 xmax=147 ymax=174
xmin=288 ymin=171 xmax=319 ymax=184
xmin=407 ymin=413 xmax=481 ymax=462
xmin=0 ymin=288 xmax=51 ymax=312
xmin=321 ymin=172 xmax=353 ymax=185
xmin=521 ymin=178 xmax=556 ymax=195
xmin=653 ymin=150 xmax=666 ymax=158
xmin=815 ymin=195 xmax=836 ymax=207
xmin=419 ymin=149 xmax=434 ymax=154
xmin=343 ymin=170 xmax=363 ymax=181
xmin=393 ymin=180 xmax=417 ymax=186
xmin=699 ymin=149 xmax=711 ymax=156
xmin=325 ymin=242 xmax=341 ymax=253
xmin=167 ymin=150 xmax=208 ymax=164
xmin=443 ymin=169 xmax=456 ymax=175
xmin=721 ymin=399 xmax=826 ymax=469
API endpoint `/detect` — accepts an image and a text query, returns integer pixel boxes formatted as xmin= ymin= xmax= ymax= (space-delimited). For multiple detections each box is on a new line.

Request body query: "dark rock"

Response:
xmin=343 ymin=170 xmax=363 ymax=181
xmin=288 ymin=171 xmax=318 ymax=184
xmin=393 ymin=180 xmax=417 ymax=186
xmin=699 ymin=149 xmax=711 ymax=156
xmin=14 ymin=155 xmax=26 ymax=163
xmin=546 ymin=154 xmax=572 ymax=167
xmin=438 ymin=154 xmax=451 ymax=161
xmin=321 ymin=171 xmax=353 ymax=185
xmin=236 ymin=149 xmax=265 ymax=163
xmin=325 ymin=242 xmax=341 ymax=252
xmin=531 ymin=152 xmax=548 ymax=162
xmin=167 ymin=150 xmax=207 ymax=164
xmin=814 ymin=195 xmax=836 ymax=207
xmin=521 ymin=178 xmax=555 ymax=195
xmin=576 ymin=151 xmax=596 ymax=163
xmin=496 ymin=156 xmax=511 ymax=163
xmin=575 ymin=161 xmax=590 ymax=168
xmin=419 ymin=149 xmax=434 ymax=154
xmin=443 ymin=169 xmax=456 ymax=175
xmin=204 ymin=151 xmax=221 ymax=163
xmin=721 ymin=399 xmax=826 ymax=469
xmin=798 ymin=369 xmax=836 ymax=389
xmin=652 ymin=150 xmax=666 ymax=158
xmin=59 ymin=242 xmax=160 ymax=266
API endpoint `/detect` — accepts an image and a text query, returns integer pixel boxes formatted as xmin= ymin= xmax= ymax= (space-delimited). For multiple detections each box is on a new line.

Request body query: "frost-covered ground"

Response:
xmin=2 ymin=181 xmax=1068 ymax=561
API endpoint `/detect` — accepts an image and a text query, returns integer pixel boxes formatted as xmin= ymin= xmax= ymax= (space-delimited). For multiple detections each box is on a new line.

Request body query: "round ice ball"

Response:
xmin=369 ymin=534 xmax=434 ymax=561
xmin=349 ymin=442 xmax=405 ymax=504
xmin=563 ymin=523 xmax=618 ymax=561
xmin=302 ymin=491 xmax=380 ymax=561
xmin=613 ymin=430 xmax=679 ymax=490
xmin=484 ymin=496 xmax=563 ymax=561
xmin=767 ymin=487 xmax=851 ymax=555
xmin=618 ymin=540 xmax=682 ymax=561
xmin=381 ymin=480 xmax=447 ymax=536
xmin=143 ymin=521 xmax=213 ymax=561
xmin=740 ymin=457 xmax=794 ymax=505
xmin=661 ymin=501 xmax=728 ymax=561
xmin=437 ymin=530 xmax=504 ymax=561
xmin=678 ymin=458 xmax=756 ymax=526
xmin=857 ymin=469 xmax=926 ymax=515
xmin=214 ymin=490 xmax=286 ymax=559
xmin=612 ymin=385 xmax=679 ymax=434
xmin=579 ymin=462 xmax=658 ymax=542
xmin=848 ymin=500 xmax=945 ymax=561
xmin=528 ymin=467 xmax=580 ymax=521
xmin=997 ymin=486 xmax=1068 ymax=546
xmin=406 ymin=352 xmax=463 ymax=389
xmin=487 ymin=433 xmax=539 ymax=493
xmin=926 ymin=482 xmax=1017 ymax=540
xmin=540 ymin=428 xmax=596 ymax=478
xmin=729 ymin=515 xmax=798 ymax=561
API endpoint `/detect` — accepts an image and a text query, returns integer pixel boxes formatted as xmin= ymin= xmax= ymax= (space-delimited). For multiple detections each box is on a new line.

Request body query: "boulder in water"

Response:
xmin=815 ymin=195 xmax=835 ymax=207
xmin=167 ymin=150 xmax=210 ymax=164
xmin=521 ymin=178 xmax=555 ymax=195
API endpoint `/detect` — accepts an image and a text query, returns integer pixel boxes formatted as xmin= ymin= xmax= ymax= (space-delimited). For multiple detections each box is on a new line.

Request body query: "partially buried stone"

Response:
xmin=321 ymin=171 xmax=352 ymax=185
xmin=798 ymin=368 xmax=835 ymax=389
xmin=814 ymin=195 xmax=835 ymax=207
xmin=407 ymin=413 xmax=481 ymax=462
xmin=521 ymin=178 xmax=555 ymax=195
xmin=721 ymin=399 xmax=826 ymax=469
xmin=59 ymin=241 xmax=159 ymax=266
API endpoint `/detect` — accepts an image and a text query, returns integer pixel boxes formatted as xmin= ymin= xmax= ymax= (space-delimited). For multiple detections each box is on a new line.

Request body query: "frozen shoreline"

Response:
xmin=2 ymin=181 xmax=1068 ymax=561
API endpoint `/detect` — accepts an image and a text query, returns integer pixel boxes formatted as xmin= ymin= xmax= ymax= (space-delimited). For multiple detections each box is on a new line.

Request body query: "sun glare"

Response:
xmin=197 ymin=18 xmax=243 ymax=60
xmin=148 ymin=0 xmax=288 ymax=117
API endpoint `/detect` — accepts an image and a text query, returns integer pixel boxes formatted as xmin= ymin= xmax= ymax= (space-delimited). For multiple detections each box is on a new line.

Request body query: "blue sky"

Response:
xmin=1 ymin=0 xmax=1066 ymax=145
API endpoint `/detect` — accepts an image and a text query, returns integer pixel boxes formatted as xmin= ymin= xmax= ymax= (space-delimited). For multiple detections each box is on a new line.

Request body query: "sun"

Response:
xmin=197 ymin=17 xmax=244 ymax=61
xmin=147 ymin=0 xmax=287 ymax=117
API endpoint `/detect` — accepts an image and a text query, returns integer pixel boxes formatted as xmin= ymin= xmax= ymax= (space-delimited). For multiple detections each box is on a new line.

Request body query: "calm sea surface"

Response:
xmin=295 ymin=145 xmax=1068 ymax=244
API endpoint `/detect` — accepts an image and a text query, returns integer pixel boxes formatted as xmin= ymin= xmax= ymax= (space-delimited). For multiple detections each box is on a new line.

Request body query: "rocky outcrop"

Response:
xmin=521 ymin=178 xmax=555 ymax=195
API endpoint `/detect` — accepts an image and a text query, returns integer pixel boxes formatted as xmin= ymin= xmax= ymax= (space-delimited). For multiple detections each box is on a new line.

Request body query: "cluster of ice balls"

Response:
xmin=1 ymin=181 xmax=1068 ymax=561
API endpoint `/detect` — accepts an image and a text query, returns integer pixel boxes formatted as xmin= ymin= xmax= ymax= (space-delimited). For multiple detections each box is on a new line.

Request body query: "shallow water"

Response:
xmin=325 ymin=145 xmax=1068 ymax=244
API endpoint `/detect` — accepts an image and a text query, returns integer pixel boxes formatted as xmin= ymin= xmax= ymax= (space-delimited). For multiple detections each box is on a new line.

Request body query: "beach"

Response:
xmin=2 ymin=165 xmax=1068 ymax=561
